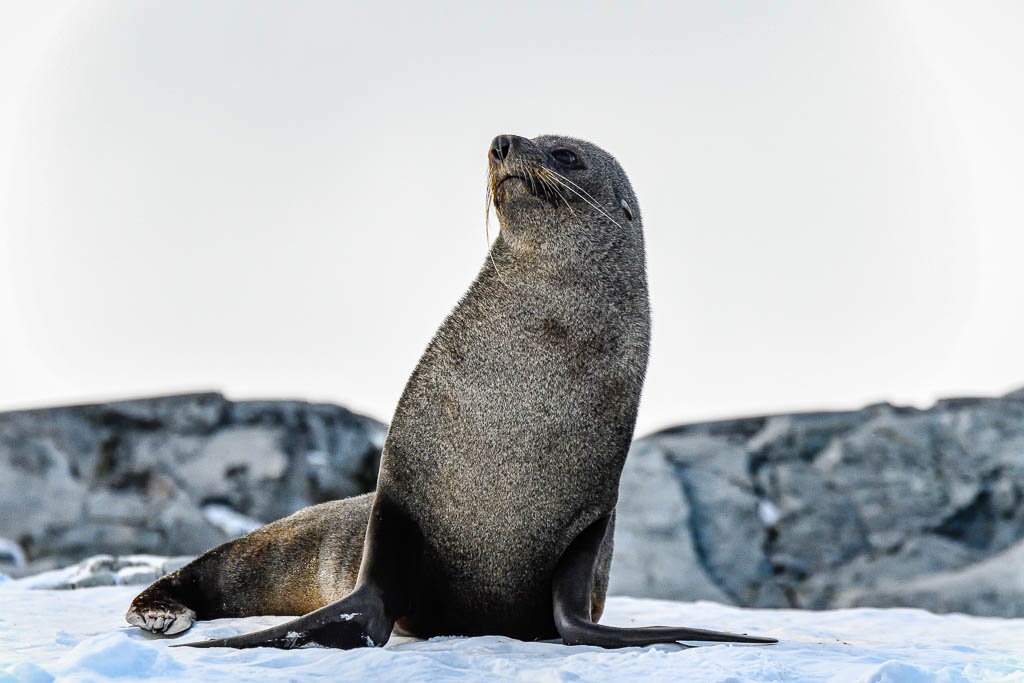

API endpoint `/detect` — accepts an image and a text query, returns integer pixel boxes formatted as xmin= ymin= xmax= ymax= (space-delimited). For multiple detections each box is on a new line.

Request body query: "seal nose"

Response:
xmin=490 ymin=135 xmax=513 ymax=162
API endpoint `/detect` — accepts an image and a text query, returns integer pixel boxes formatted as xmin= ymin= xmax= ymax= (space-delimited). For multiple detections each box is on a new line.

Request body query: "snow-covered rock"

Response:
xmin=11 ymin=554 xmax=191 ymax=590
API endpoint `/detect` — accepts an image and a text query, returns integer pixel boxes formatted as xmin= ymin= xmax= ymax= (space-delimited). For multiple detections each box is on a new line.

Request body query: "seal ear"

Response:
xmin=617 ymin=195 xmax=634 ymax=221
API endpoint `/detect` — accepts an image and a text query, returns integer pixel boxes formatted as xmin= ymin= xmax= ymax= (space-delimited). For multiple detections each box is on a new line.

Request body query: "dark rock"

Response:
xmin=608 ymin=440 xmax=730 ymax=603
xmin=4 ymin=386 xmax=1024 ymax=618
xmin=613 ymin=386 xmax=1024 ymax=617
xmin=0 ymin=392 xmax=385 ymax=569
xmin=836 ymin=538 xmax=1024 ymax=618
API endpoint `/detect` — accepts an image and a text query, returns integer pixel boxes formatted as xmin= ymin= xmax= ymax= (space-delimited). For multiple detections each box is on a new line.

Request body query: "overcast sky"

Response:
xmin=1 ymin=1 xmax=1022 ymax=435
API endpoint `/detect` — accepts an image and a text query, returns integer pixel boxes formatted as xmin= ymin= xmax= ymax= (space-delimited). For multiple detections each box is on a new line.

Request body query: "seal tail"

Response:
xmin=552 ymin=516 xmax=778 ymax=648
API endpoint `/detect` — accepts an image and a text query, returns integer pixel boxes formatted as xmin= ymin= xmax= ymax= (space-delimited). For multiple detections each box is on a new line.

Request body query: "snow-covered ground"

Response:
xmin=1 ymin=584 xmax=1022 ymax=682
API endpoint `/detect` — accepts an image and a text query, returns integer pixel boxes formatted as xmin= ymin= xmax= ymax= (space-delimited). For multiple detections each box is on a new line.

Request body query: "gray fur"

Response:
xmin=383 ymin=134 xmax=649 ymax=635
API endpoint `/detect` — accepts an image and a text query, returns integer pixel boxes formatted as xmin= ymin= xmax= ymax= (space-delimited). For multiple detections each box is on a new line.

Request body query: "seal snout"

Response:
xmin=486 ymin=133 xmax=561 ymax=209
xmin=489 ymin=134 xmax=528 ymax=163
xmin=489 ymin=134 xmax=532 ymax=204
xmin=490 ymin=135 xmax=512 ymax=162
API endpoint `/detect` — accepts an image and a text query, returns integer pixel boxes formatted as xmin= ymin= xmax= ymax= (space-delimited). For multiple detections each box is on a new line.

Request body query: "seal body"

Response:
xmin=352 ymin=133 xmax=650 ymax=639
xmin=127 ymin=134 xmax=776 ymax=650
xmin=385 ymin=227 xmax=646 ymax=638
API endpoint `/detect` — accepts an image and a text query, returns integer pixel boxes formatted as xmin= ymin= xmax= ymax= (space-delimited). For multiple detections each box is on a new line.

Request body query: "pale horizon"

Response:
xmin=2 ymin=1 xmax=1023 ymax=436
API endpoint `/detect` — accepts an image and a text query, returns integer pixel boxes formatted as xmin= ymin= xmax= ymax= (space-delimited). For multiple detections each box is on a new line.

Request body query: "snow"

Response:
xmin=201 ymin=505 xmax=262 ymax=538
xmin=1 ymin=584 xmax=1022 ymax=682
xmin=757 ymin=500 xmax=782 ymax=527
xmin=0 ymin=539 xmax=26 ymax=569
xmin=10 ymin=555 xmax=189 ymax=590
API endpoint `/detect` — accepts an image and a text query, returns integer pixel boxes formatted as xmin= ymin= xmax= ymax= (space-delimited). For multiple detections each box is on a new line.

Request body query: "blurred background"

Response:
xmin=1 ymin=1 xmax=1023 ymax=617
xmin=2 ymin=1 xmax=1023 ymax=435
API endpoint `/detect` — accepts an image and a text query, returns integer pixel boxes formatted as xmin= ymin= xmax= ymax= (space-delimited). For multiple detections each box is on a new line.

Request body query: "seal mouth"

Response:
xmin=489 ymin=167 xmax=562 ymax=209
xmin=489 ymin=173 xmax=531 ymax=211
xmin=495 ymin=174 xmax=526 ymax=193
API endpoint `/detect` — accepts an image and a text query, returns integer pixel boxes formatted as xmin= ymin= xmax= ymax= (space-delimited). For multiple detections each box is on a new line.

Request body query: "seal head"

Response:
xmin=487 ymin=134 xmax=641 ymax=261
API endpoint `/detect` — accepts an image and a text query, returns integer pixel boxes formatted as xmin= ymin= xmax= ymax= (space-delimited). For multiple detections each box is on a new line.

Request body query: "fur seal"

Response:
xmin=126 ymin=134 xmax=777 ymax=649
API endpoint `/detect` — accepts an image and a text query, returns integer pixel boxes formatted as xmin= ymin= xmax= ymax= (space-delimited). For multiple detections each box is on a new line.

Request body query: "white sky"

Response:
xmin=1 ymin=1 xmax=1022 ymax=435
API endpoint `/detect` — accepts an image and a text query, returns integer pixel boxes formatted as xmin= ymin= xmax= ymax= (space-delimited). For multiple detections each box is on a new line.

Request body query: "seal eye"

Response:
xmin=550 ymin=148 xmax=579 ymax=167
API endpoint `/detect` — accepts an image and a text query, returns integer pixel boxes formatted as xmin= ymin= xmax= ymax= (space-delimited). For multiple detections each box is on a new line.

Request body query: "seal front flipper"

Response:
xmin=174 ymin=584 xmax=390 ymax=649
xmin=176 ymin=496 xmax=417 ymax=650
xmin=552 ymin=515 xmax=778 ymax=648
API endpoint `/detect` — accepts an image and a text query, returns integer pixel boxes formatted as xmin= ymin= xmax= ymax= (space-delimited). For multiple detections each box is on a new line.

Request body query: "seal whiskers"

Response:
xmin=537 ymin=167 xmax=625 ymax=229
xmin=483 ymin=175 xmax=512 ymax=291
xmin=536 ymin=171 xmax=575 ymax=215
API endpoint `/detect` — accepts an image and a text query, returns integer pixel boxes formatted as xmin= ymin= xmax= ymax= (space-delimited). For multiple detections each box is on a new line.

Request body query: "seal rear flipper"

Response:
xmin=173 ymin=584 xmax=391 ymax=649
xmin=552 ymin=515 xmax=778 ymax=648
xmin=127 ymin=494 xmax=374 ymax=637
xmin=176 ymin=495 xmax=417 ymax=650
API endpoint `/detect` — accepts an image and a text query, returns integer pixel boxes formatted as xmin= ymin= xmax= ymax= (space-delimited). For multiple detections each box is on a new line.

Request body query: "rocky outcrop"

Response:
xmin=0 ymin=393 xmax=385 ymax=575
xmin=3 ymin=388 xmax=1023 ymax=618
xmin=609 ymin=388 xmax=1024 ymax=617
